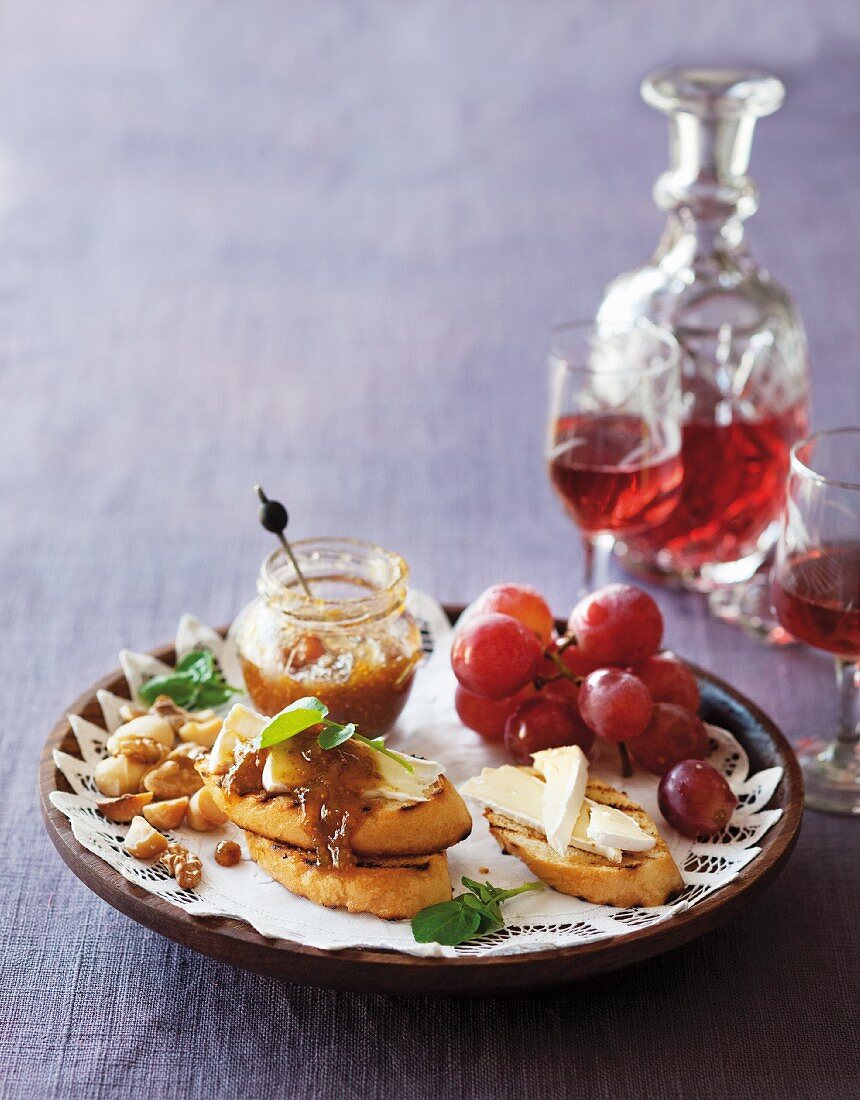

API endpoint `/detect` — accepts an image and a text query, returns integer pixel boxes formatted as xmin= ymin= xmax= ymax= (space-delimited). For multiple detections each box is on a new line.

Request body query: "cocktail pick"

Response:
xmin=254 ymin=485 xmax=313 ymax=598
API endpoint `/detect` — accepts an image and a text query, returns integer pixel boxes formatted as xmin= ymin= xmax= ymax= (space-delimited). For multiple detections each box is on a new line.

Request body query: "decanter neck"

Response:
xmin=657 ymin=208 xmax=747 ymax=272
xmin=642 ymin=67 xmax=784 ymax=232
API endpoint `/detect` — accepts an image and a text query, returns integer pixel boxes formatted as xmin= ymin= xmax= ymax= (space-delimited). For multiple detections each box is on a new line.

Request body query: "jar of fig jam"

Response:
xmin=230 ymin=538 xmax=422 ymax=736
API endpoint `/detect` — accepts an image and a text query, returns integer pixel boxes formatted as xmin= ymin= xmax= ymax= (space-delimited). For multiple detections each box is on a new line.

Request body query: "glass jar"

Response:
xmin=230 ymin=538 xmax=422 ymax=736
xmin=600 ymin=68 xmax=809 ymax=590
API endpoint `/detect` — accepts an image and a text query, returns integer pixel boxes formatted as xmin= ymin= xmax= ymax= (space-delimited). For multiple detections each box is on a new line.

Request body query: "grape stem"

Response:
xmin=618 ymin=741 xmax=633 ymax=778
xmin=543 ymin=647 xmax=582 ymax=684
xmin=533 ymin=673 xmax=567 ymax=691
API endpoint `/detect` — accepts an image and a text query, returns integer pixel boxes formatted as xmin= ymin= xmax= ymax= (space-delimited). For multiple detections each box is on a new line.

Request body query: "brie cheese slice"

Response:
xmin=364 ymin=750 xmax=444 ymax=803
xmin=532 ymin=745 xmax=588 ymax=857
xmin=262 ymin=739 xmax=443 ymax=802
xmin=460 ymin=766 xmax=546 ymax=832
xmin=209 ymin=704 xmax=268 ymax=773
xmin=208 ymin=726 xmax=237 ymax=773
xmin=571 ymin=803 xmax=623 ymax=863
xmin=261 ymin=744 xmax=298 ymax=794
xmin=222 ymin=704 xmax=267 ymax=742
xmin=586 ymin=799 xmax=655 ymax=853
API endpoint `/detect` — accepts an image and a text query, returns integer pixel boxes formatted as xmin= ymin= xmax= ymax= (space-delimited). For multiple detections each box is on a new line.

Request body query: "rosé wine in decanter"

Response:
xmin=599 ymin=68 xmax=809 ymax=590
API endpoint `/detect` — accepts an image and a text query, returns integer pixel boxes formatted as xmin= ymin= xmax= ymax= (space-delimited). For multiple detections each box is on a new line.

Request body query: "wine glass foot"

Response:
xmin=707 ymin=574 xmax=797 ymax=646
xmin=799 ymin=740 xmax=860 ymax=815
xmin=615 ymin=542 xmax=768 ymax=593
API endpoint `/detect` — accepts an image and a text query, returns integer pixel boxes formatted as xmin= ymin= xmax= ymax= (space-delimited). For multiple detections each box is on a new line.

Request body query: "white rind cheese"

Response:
xmin=460 ymin=766 xmax=546 ymax=832
xmin=586 ymin=799 xmax=655 ymax=852
xmin=363 ymin=750 xmax=444 ymax=803
xmin=532 ymin=745 xmax=589 ymax=857
xmin=208 ymin=703 xmax=267 ymax=773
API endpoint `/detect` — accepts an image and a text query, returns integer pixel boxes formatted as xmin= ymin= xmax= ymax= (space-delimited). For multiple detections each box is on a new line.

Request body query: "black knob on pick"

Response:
xmin=254 ymin=485 xmax=312 ymax=598
xmin=256 ymin=486 xmax=289 ymax=534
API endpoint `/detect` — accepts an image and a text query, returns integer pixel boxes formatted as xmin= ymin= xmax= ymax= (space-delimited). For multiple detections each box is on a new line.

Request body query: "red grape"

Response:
xmin=633 ymin=653 xmax=700 ymax=713
xmin=658 ymin=760 xmax=738 ymax=838
xmin=539 ymin=675 xmax=580 ymax=706
xmin=503 ymin=696 xmax=595 ymax=764
xmin=454 ymin=685 xmax=531 ymax=742
xmin=568 ymin=584 xmax=663 ymax=665
xmin=451 ymin=613 xmax=543 ymax=700
xmin=543 ymin=638 xmax=603 ymax=679
xmin=474 ymin=583 xmax=554 ymax=644
xmin=628 ymin=703 xmax=708 ymax=775
xmin=578 ymin=668 xmax=652 ymax=742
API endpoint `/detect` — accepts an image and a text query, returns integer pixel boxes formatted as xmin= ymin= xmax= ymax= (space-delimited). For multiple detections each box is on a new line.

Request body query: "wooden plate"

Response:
xmin=39 ymin=609 xmax=803 ymax=995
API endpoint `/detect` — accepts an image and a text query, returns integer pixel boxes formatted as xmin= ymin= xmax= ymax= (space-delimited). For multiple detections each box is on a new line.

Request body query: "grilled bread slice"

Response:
xmin=198 ymin=765 xmax=472 ymax=857
xmin=244 ymin=831 xmax=452 ymax=919
xmin=486 ymin=779 xmax=683 ymax=908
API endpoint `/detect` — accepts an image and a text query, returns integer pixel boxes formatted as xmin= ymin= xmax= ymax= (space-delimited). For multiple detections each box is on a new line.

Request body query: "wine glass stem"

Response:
xmin=834 ymin=658 xmax=860 ymax=760
xmin=582 ymin=532 xmax=615 ymax=593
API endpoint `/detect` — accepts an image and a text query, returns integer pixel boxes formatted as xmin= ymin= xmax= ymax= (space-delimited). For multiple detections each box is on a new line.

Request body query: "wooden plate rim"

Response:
xmin=38 ymin=608 xmax=804 ymax=994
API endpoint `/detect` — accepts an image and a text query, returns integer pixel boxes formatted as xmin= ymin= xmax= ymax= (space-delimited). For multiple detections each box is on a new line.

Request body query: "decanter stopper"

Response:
xmin=641 ymin=67 xmax=785 ymax=221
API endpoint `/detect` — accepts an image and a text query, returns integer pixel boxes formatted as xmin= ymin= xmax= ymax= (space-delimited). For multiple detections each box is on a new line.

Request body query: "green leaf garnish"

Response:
xmin=317 ymin=722 xmax=357 ymax=750
xmin=353 ymin=734 xmax=414 ymax=774
xmin=411 ymin=901 xmax=482 ymax=947
xmin=256 ymin=696 xmax=413 ymax=772
xmin=411 ymin=878 xmax=543 ymax=946
xmin=138 ymin=649 xmax=242 ymax=711
xmin=258 ymin=696 xmax=330 ymax=748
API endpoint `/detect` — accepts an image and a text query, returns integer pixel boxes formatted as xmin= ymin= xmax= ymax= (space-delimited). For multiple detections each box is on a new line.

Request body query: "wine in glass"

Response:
xmin=547 ymin=320 xmax=683 ymax=591
xmin=772 ymin=427 xmax=860 ymax=814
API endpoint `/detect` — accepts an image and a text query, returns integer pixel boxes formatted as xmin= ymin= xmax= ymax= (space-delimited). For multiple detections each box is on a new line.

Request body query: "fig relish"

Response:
xmin=231 ymin=539 xmax=422 ymax=736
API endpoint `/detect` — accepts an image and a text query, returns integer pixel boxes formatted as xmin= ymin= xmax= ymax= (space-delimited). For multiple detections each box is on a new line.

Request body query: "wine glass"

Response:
xmin=547 ymin=320 xmax=683 ymax=592
xmin=771 ymin=428 xmax=860 ymax=814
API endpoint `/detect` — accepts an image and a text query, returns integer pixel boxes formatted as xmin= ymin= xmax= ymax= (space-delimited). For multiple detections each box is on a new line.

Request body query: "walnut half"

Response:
xmin=160 ymin=842 xmax=202 ymax=889
xmin=143 ymin=756 xmax=204 ymax=800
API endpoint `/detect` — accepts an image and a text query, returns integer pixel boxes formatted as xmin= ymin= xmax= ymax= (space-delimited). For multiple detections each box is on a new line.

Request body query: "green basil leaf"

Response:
xmin=193 ymin=681 xmax=241 ymax=709
xmin=473 ymin=910 xmax=503 ymax=937
xmin=137 ymin=650 xmax=241 ymax=710
xmin=354 ymin=734 xmax=414 ymax=774
xmin=175 ymin=650 xmax=213 ymax=677
xmin=317 ymin=722 xmax=357 ymax=750
xmin=461 ymin=894 xmax=501 ymax=922
xmin=412 ymin=879 xmax=543 ymax=948
xmin=173 ymin=652 xmax=200 ymax=674
xmin=258 ymin=697 xmax=329 ymax=748
xmin=411 ymin=901 xmax=482 ymax=946
xmin=139 ymin=674 xmax=196 ymax=707
xmin=462 ymin=877 xmax=494 ymax=903
xmin=461 ymin=892 xmax=502 ymax=928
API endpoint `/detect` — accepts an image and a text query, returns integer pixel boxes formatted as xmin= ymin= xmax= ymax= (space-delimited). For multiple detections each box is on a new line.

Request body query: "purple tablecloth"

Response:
xmin=3 ymin=3 xmax=858 ymax=1098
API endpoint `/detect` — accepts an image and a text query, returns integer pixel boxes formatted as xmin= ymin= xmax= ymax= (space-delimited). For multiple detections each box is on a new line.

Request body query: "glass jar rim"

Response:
xmin=259 ymin=536 xmax=410 ymax=625
xmin=790 ymin=427 xmax=860 ymax=493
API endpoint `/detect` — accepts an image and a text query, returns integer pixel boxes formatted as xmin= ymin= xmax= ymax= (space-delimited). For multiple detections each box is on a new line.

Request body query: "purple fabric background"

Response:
xmin=2 ymin=3 xmax=858 ymax=1098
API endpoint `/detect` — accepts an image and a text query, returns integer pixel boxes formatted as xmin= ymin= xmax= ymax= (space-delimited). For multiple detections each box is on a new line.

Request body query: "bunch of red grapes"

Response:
xmin=452 ymin=582 xmax=737 ymax=837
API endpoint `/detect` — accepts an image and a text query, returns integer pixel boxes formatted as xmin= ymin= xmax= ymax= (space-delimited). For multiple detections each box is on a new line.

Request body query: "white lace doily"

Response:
xmin=50 ymin=592 xmax=784 ymax=958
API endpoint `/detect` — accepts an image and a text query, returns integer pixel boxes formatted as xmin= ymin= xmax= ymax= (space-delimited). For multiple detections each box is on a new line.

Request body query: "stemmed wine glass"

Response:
xmin=771 ymin=427 xmax=860 ymax=814
xmin=547 ymin=320 xmax=683 ymax=592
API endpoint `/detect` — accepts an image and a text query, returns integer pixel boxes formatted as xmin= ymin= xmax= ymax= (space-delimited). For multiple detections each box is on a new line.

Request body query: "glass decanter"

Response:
xmin=600 ymin=67 xmax=809 ymax=592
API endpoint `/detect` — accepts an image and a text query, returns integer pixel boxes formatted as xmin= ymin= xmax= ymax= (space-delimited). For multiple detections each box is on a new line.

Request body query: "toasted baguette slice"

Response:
xmin=486 ymin=778 xmax=683 ymax=908
xmin=244 ymin=831 xmax=452 ymax=919
xmin=199 ymin=766 xmax=471 ymax=857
